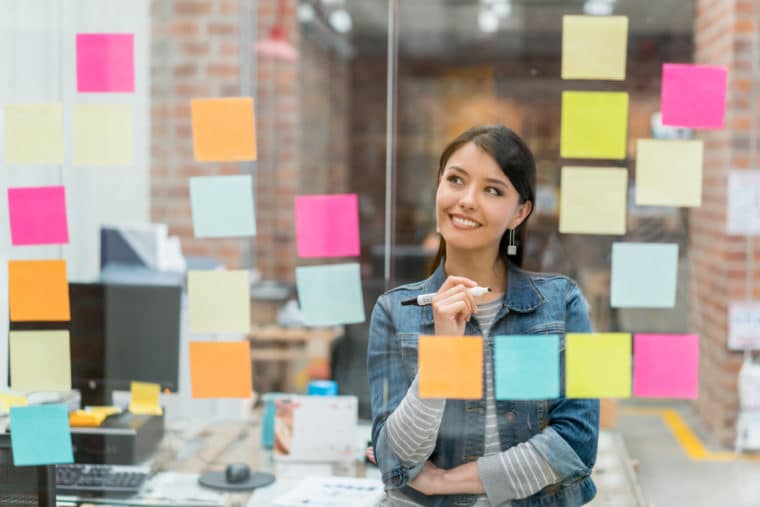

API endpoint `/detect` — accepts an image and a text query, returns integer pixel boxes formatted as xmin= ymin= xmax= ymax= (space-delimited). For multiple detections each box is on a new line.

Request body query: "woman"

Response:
xmin=367 ymin=125 xmax=599 ymax=506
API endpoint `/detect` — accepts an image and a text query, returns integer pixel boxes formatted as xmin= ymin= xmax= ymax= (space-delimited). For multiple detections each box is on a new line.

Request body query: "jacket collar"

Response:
xmin=421 ymin=260 xmax=544 ymax=326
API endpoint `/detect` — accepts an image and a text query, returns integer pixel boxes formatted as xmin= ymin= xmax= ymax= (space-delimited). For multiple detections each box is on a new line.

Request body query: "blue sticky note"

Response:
xmin=295 ymin=263 xmax=365 ymax=326
xmin=9 ymin=404 xmax=73 ymax=466
xmin=494 ymin=335 xmax=560 ymax=400
xmin=611 ymin=243 xmax=678 ymax=308
xmin=189 ymin=175 xmax=256 ymax=238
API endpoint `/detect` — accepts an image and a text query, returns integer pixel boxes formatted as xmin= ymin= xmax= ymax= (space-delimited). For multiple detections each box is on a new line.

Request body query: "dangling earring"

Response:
xmin=506 ymin=229 xmax=517 ymax=256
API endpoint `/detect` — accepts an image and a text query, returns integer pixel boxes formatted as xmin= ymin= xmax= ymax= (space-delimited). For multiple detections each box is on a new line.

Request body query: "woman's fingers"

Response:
xmin=434 ymin=285 xmax=478 ymax=316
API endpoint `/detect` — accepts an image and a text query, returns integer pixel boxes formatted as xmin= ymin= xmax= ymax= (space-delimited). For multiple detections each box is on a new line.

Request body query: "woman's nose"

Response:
xmin=458 ymin=187 xmax=478 ymax=209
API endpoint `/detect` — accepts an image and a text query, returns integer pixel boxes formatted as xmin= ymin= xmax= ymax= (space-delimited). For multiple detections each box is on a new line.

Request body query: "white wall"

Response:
xmin=0 ymin=0 xmax=150 ymax=388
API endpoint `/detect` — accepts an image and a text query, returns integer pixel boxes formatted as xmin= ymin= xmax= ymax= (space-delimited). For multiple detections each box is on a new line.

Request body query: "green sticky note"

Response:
xmin=72 ymin=103 xmax=134 ymax=167
xmin=10 ymin=404 xmax=73 ymax=465
xmin=561 ymin=91 xmax=629 ymax=159
xmin=10 ymin=331 xmax=71 ymax=392
xmin=562 ymin=15 xmax=628 ymax=80
xmin=494 ymin=335 xmax=560 ymax=400
xmin=188 ymin=270 xmax=250 ymax=333
xmin=295 ymin=263 xmax=365 ymax=326
xmin=635 ymin=139 xmax=703 ymax=207
xmin=559 ymin=166 xmax=628 ymax=235
xmin=566 ymin=333 xmax=631 ymax=398
xmin=190 ymin=175 xmax=256 ymax=238
xmin=4 ymin=103 xmax=64 ymax=164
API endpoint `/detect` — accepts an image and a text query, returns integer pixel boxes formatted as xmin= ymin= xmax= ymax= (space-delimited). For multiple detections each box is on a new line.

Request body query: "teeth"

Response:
xmin=452 ymin=216 xmax=479 ymax=228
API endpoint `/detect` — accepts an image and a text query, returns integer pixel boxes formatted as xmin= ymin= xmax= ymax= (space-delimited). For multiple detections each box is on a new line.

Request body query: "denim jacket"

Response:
xmin=368 ymin=262 xmax=600 ymax=507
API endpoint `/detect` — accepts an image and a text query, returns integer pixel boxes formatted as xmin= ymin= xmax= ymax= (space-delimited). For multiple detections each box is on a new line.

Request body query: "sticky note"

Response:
xmin=661 ymin=64 xmax=727 ymax=129
xmin=76 ymin=33 xmax=134 ymax=92
xmin=190 ymin=175 xmax=256 ymax=237
xmin=191 ymin=97 xmax=257 ymax=162
xmin=562 ymin=16 xmax=628 ymax=80
xmin=10 ymin=404 xmax=73 ymax=466
xmin=0 ymin=393 xmax=27 ymax=413
xmin=727 ymin=170 xmax=760 ymax=235
xmin=611 ymin=243 xmax=678 ymax=308
xmin=419 ymin=336 xmax=483 ymax=399
xmin=633 ymin=334 xmax=698 ymax=399
xmin=295 ymin=194 xmax=360 ymax=258
xmin=189 ymin=341 xmax=253 ymax=398
xmin=566 ymin=333 xmax=631 ymax=398
xmin=561 ymin=91 xmax=628 ymax=159
xmin=128 ymin=381 xmax=162 ymax=416
xmin=635 ymin=139 xmax=703 ymax=207
xmin=3 ymin=103 xmax=64 ymax=164
xmin=10 ymin=331 xmax=71 ymax=392
xmin=8 ymin=186 xmax=69 ymax=245
xmin=494 ymin=335 xmax=560 ymax=400
xmin=295 ymin=263 xmax=365 ymax=326
xmin=72 ymin=103 xmax=134 ymax=167
xmin=188 ymin=270 xmax=250 ymax=333
xmin=8 ymin=260 xmax=70 ymax=322
xmin=559 ymin=167 xmax=628 ymax=235
xmin=728 ymin=301 xmax=760 ymax=350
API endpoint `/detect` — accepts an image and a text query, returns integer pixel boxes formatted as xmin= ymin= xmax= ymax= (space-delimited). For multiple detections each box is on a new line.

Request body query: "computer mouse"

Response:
xmin=225 ymin=463 xmax=251 ymax=484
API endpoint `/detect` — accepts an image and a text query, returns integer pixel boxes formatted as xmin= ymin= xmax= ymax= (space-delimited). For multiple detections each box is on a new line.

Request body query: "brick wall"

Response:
xmin=692 ymin=0 xmax=759 ymax=446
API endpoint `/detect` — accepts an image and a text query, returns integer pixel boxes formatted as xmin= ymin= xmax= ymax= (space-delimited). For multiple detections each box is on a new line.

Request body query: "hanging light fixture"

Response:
xmin=255 ymin=0 xmax=299 ymax=62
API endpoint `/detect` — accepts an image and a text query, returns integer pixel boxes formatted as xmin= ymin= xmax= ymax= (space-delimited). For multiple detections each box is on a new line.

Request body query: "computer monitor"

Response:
xmin=0 ymin=433 xmax=56 ymax=507
xmin=9 ymin=282 xmax=182 ymax=407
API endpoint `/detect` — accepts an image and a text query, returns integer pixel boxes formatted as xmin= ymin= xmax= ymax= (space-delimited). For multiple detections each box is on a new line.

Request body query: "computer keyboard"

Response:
xmin=56 ymin=464 xmax=150 ymax=495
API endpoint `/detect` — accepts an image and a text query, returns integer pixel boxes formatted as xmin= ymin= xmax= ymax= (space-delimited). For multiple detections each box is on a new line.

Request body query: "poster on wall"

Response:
xmin=729 ymin=301 xmax=760 ymax=350
xmin=727 ymin=170 xmax=760 ymax=235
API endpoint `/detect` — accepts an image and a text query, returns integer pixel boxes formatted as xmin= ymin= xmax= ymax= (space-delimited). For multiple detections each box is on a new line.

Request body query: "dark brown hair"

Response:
xmin=429 ymin=125 xmax=536 ymax=273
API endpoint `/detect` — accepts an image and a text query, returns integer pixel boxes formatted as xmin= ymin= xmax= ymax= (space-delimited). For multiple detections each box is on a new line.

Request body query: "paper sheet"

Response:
xmin=562 ymin=15 xmax=628 ymax=80
xmin=188 ymin=270 xmax=251 ymax=333
xmin=191 ymin=97 xmax=257 ymax=162
xmin=8 ymin=185 xmax=69 ymax=245
xmin=661 ymin=63 xmax=727 ymax=129
xmin=190 ymin=175 xmax=256 ymax=238
xmin=295 ymin=263 xmax=365 ymax=326
xmin=189 ymin=341 xmax=252 ymax=398
xmin=76 ymin=33 xmax=135 ymax=92
xmin=633 ymin=334 xmax=698 ymax=399
xmin=128 ymin=381 xmax=163 ymax=416
xmin=611 ymin=242 xmax=679 ymax=308
xmin=3 ymin=103 xmax=64 ymax=164
xmin=8 ymin=259 xmax=70 ymax=322
xmin=72 ymin=103 xmax=134 ymax=167
xmin=635 ymin=139 xmax=703 ymax=207
xmin=295 ymin=194 xmax=360 ymax=258
xmin=419 ymin=336 xmax=483 ymax=399
xmin=493 ymin=335 xmax=560 ymax=400
xmin=561 ymin=91 xmax=629 ymax=159
xmin=10 ymin=330 xmax=71 ymax=392
xmin=273 ymin=476 xmax=383 ymax=507
xmin=566 ymin=333 xmax=632 ymax=398
xmin=559 ymin=166 xmax=628 ymax=235
xmin=727 ymin=170 xmax=760 ymax=235
xmin=9 ymin=404 xmax=73 ymax=466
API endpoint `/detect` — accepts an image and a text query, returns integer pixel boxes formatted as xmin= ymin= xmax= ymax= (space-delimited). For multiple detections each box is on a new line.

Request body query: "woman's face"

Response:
xmin=435 ymin=141 xmax=531 ymax=254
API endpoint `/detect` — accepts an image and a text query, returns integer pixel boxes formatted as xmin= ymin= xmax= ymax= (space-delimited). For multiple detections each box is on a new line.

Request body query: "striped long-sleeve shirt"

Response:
xmin=383 ymin=298 xmax=558 ymax=506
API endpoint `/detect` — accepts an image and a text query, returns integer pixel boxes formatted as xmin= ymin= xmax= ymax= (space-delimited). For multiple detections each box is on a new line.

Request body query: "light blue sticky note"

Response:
xmin=189 ymin=175 xmax=256 ymax=238
xmin=494 ymin=335 xmax=560 ymax=400
xmin=611 ymin=243 xmax=678 ymax=308
xmin=295 ymin=263 xmax=365 ymax=326
xmin=9 ymin=404 xmax=73 ymax=466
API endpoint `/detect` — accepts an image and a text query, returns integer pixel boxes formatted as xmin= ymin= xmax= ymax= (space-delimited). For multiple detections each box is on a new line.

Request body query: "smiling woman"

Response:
xmin=368 ymin=125 xmax=600 ymax=507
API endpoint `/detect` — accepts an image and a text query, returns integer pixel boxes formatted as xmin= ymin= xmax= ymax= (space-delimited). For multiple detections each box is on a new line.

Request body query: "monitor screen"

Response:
xmin=9 ymin=282 xmax=181 ymax=406
xmin=0 ymin=434 xmax=55 ymax=507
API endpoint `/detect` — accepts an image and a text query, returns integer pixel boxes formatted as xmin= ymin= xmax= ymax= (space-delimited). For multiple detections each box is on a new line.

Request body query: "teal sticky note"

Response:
xmin=611 ymin=242 xmax=678 ymax=308
xmin=9 ymin=404 xmax=73 ymax=466
xmin=190 ymin=175 xmax=256 ymax=238
xmin=295 ymin=263 xmax=365 ymax=326
xmin=494 ymin=335 xmax=560 ymax=400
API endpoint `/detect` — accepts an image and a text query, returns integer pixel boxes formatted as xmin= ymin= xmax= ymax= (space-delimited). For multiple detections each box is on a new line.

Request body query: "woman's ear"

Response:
xmin=510 ymin=200 xmax=533 ymax=229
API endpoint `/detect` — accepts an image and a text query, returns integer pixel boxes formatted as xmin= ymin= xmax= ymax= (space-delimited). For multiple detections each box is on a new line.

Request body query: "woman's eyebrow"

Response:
xmin=447 ymin=165 xmax=508 ymax=188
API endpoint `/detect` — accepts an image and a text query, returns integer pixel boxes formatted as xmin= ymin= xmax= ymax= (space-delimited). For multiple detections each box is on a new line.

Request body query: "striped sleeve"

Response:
xmin=477 ymin=441 xmax=559 ymax=504
xmin=384 ymin=373 xmax=446 ymax=466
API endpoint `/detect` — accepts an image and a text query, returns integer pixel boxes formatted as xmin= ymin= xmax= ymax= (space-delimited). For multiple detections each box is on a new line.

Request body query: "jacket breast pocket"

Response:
xmin=397 ymin=333 xmax=419 ymax=381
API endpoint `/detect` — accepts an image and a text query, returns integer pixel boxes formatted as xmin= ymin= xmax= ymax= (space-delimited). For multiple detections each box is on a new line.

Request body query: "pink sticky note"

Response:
xmin=633 ymin=334 xmax=698 ymax=399
xmin=295 ymin=194 xmax=360 ymax=258
xmin=660 ymin=63 xmax=727 ymax=129
xmin=76 ymin=33 xmax=134 ymax=93
xmin=8 ymin=186 xmax=69 ymax=246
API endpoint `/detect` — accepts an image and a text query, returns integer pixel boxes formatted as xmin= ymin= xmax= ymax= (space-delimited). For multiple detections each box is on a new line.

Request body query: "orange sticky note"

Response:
xmin=189 ymin=341 xmax=253 ymax=399
xmin=191 ymin=97 xmax=257 ymax=162
xmin=418 ymin=336 xmax=482 ymax=399
xmin=8 ymin=260 xmax=70 ymax=321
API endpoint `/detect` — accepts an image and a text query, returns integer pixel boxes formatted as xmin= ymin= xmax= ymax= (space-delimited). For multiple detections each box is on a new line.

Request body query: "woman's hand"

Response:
xmin=408 ymin=460 xmax=446 ymax=496
xmin=432 ymin=276 xmax=479 ymax=336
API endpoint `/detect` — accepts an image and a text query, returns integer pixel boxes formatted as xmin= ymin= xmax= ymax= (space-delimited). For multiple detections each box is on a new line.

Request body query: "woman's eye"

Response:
xmin=447 ymin=175 xmax=463 ymax=185
xmin=486 ymin=187 xmax=502 ymax=196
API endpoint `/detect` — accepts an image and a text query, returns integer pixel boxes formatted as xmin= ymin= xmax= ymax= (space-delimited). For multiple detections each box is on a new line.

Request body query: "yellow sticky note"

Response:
xmin=635 ymin=139 xmax=703 ymax=207
xmin=188 ymin=270 xmax=250 ymax=333
xmin=10 ymin=331 xmax=71 ymax=392
xmin=0 ymin=393 xmax=28 ymax=413
xmin=562 ymin=16 xmax=628 ymax=80
xmin=566 ymin=333 xmax=632 ymax=398
xmin=86 ymin=406 xmax=122 ymax=417
xmin=128 ymin=382 xmax=163 ymax=416
xmin=72 ymin=103 xmax=134 ymax=167
xmin=559 ymin=167 xmax=628 ymax=235
xmin=4 ymin=103 xmax=64 ymax=164
xmin=418 ymin=336 xmax=482 ymax=399
xmin=561 ymin=91 xmax=628 ymax=159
